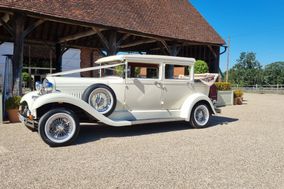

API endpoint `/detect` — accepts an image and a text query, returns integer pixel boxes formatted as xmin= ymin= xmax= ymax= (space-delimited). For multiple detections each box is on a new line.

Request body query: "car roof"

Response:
xmin=95 ymin=54 xmax=196 ymax=66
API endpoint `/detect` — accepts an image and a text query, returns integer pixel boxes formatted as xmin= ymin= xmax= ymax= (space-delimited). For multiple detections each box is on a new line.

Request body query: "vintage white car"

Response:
xmin=19 ymin=55 xmax=218 ymax=147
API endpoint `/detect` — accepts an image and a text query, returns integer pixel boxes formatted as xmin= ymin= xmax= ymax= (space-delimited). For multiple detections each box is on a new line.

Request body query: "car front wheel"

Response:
xmin=190 ymin=102 xmax=211 ymax=128
xmin=38 ymin=108 xmax=80 ymax=147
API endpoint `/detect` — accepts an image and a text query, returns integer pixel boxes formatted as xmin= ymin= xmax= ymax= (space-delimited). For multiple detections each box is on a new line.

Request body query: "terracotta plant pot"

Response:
xmin=7 ymin=109 xmax=20 ymax=123
xmin=234 ymin=97 xmax=243 ymax=105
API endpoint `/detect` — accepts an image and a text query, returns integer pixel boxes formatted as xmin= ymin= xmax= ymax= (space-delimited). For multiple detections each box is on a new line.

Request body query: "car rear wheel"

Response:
xmin=82 ymin=84 xmax=116 ymax=116
xmin=38 ymin=108 xmax=80 ymax=147
xmin=190 ymin=102 xmax=211 ymax=128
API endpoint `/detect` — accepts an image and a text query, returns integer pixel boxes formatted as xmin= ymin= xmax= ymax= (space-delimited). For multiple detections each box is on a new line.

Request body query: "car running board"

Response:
xmin=130 ymin=118 xmax=185 ymax=125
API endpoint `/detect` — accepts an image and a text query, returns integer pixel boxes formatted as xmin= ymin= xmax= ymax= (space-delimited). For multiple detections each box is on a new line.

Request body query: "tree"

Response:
xmin=194 ymin=60 xmax=209 ymax=74
xmin=263 ymin=62 xmax=284 ymax=85
xmin=229 ymin=52 xmax=263 ymax=86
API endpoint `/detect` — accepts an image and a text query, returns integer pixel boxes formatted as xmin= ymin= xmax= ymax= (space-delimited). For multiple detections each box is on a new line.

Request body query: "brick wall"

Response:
xmin=80 ymin=48 xmax=102 ymax=77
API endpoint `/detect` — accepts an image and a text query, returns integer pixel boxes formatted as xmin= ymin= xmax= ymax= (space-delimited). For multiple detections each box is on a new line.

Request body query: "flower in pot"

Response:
xmin=5 ymin=96 xmax=21 ymax=123
xmin=234 ymin=90 xmax=244 ymax=105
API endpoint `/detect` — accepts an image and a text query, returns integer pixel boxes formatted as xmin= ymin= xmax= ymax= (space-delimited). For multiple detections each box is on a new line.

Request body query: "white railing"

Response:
xmin=233 ymin=84 xmax=284 ymax=94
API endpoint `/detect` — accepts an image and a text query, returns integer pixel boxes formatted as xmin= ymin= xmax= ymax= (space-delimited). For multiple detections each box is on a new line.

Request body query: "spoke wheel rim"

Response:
xmin=88 ymin=88 xmax=113 ymax=114
xmin=45 ymin=113 xmax=76 ymax=143
xmin=194 ymin=104 xmax=209 ymax=126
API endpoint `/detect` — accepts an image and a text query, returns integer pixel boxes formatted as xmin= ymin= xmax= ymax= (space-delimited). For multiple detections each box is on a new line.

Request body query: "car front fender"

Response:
xmin=31 ymin=92 xmax=131 ymax=127
xmin=180 ymin=93 xmax=216 ymax=121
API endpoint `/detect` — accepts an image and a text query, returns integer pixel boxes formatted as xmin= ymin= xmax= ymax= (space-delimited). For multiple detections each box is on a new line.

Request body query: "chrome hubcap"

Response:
xmin=89 ymin=88 xmax=113 ymax=114
xmin=45 ymin=113 xmax=75 ymax=143
xmin=194 ymin=105 xmax=209 ymax=126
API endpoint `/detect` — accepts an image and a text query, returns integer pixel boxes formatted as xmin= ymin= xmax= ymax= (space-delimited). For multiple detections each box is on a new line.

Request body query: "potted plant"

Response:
xmin=5 ymin=96 xmax=21 ymax=123
xmin=215 ymin=82 xmax=234 ymax=106
xmin=234 ymin=89 xmax=244 ymax=105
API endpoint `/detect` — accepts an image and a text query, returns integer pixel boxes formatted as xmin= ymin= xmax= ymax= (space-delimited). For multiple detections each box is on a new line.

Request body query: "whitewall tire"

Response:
xmin=190 ymin=102 xmax=211 ymax=128
xmin=38 ymin=108 xmax=80 ymax=147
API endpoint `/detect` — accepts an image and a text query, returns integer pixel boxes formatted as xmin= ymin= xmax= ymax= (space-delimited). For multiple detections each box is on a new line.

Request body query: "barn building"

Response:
xmin=0 ymin=0 xmax=225 ymax=95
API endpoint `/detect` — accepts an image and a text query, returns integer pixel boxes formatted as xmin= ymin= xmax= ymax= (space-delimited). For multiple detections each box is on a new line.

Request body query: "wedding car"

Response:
xmin=19 ymin=55 xmax=218 ymax=147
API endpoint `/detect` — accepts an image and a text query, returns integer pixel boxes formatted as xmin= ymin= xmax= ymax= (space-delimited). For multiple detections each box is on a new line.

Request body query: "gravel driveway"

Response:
xmin=0 ymin=93 xmax=283 ymax=189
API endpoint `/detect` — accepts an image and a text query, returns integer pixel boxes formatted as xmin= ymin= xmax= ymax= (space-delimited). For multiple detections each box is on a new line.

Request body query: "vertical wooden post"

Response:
xmin=28 ymin=45 xmax=33 ymax=89
xmin=166 ymin=44 xmax=180 ymax=79
xmin=207 ymin=45 xmax=220 ymax=74
xmin=105 ymin=32 xmax=118 ymax=75
xmin=55 ymin=43 xmax=62 ymax=73
xmin=214 ymin=46 xmax=220 ymax=74
xmin=13 ymin=13 xmax=25 ymax=96
xmin=49 ymin=49 xmax=53 ymax=74
xmin=106 ymin=31 xmax=118 ymax=56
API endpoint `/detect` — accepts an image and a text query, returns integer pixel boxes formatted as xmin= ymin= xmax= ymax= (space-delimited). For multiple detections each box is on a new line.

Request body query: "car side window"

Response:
xmin=128 ymin=63 xmax=159 ymax=79
xmin=165 ymin=64 xmax=191 ymax=80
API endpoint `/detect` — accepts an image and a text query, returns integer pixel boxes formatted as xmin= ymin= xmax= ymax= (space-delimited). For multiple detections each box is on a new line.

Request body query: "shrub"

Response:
xmin=194 ymin=60 xmax=209 ymax=74
xmin=5 ymin=96 xmax=21 ymax=110
xmin=234 ymin=89 xmax=244 ymax=98
xmin=22 ymin=72 xmax=30 ymax=83
xmin=215 ymin=82 xmax=232 ymax=91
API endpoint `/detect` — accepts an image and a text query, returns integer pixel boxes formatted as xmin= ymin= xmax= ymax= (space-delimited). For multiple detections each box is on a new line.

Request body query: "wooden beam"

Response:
xmin=58 ymin=28 xmax=106 ymax=43
xmin=207 ymin=45 xmax=217 ymax=58
xmin=160 ymin=40 xmax=171 ymax=54
xmin=23 ymin=19 xmax=45 ymax=37
xmin=117 ymin=33 xmax=131 ymax=46
xmin=62 ymin=47 xmax=70 ymax=55
xmin=94 ymin=27 xmax=110 ymax=50
xmin=119 ymin=39 xmax=156 ymax=48
xmin=0 ymin=14 xmax=14 ymax=36
xmin=156 ymin=41 xmax=167 ymax=55
xmin=120 ymin=30 xmax=164 ymax=41
xmin=0 ymin=13 xmax=10 ymax=27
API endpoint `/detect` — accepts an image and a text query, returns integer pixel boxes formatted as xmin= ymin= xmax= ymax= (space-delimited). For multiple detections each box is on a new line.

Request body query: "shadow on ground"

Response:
xmin=76 ymin=116 xmax=238 ymax=145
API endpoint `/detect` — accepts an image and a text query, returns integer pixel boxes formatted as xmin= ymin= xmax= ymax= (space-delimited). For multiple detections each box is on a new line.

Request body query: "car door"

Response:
xmin=125 ymin=63 xmax=162 ymax=111
xmin=162 ymin=64 xmax=194 ymax=110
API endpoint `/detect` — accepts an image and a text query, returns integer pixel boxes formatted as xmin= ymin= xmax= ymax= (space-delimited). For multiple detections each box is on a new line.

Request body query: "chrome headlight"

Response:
xmin=43 ymin=79 xmax=54 ymax=93
xmin=35 ymin=81 xmax=43 ymax=92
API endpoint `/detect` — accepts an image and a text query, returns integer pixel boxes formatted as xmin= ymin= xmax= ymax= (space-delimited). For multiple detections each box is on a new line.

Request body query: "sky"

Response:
xmin=190 ymin=0 xmax=284 ymax=71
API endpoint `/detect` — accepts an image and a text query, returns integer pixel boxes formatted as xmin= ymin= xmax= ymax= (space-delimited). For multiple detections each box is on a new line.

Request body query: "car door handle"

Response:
xmin=154 ymin=81 xmax=162 ymax=86
xmin=154 ymin=81 xmax=165 ymax=89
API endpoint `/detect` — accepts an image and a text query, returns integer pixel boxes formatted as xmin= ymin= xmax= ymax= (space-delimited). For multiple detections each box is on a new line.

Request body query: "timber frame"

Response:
xmin=0 ymin=10 xmax=225 ymax=96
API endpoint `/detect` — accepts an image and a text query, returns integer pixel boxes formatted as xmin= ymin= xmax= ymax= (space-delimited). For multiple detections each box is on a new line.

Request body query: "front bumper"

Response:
xmin=19 ymin=113 xmax=38 ymax=130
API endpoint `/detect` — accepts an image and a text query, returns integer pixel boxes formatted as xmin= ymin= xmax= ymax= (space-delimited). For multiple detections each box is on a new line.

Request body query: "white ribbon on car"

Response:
xmin=194 ymin=73 xmax=219 ymax=87
xmin=48 ymin=63 xmax=125 ymax=76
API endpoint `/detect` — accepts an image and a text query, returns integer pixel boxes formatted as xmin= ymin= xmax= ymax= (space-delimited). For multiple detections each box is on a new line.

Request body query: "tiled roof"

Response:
xmin=0 ymin=0 xmax=225 ymax=45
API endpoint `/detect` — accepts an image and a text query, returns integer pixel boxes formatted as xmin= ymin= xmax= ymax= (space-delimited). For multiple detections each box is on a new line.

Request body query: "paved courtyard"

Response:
xmin=0 ymin=93 xmax=283 ymax=189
